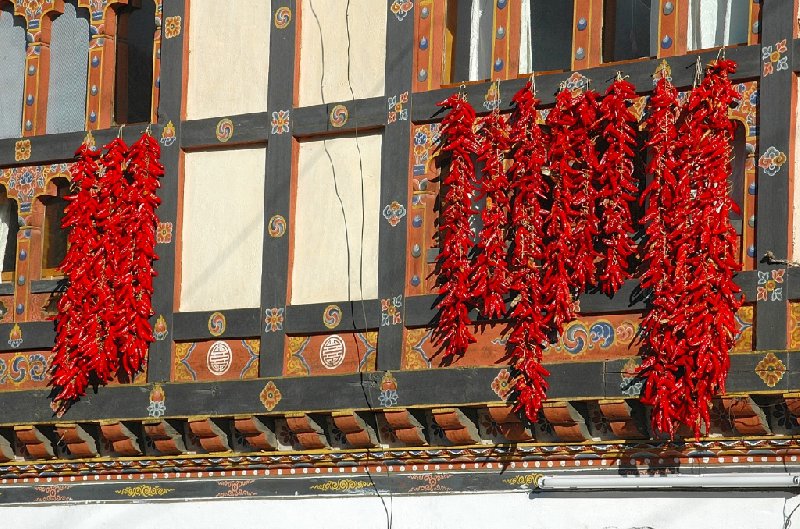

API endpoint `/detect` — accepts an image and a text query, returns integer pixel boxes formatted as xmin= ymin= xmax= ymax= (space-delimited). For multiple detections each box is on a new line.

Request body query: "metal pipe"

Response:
xmin=535 ymin=473 xmax=800 ymax=490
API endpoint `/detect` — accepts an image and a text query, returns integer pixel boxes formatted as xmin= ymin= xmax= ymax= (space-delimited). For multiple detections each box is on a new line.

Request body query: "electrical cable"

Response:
xmin=308 ymin=1 xmax=392 ymax=526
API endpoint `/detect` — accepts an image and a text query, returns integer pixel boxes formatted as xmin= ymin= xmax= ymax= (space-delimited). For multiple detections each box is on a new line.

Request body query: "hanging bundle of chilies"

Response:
xmin=639 ymin=59 xmax=742 ymax=437
xmin=434 ymin=58 xmax=741 ymax=435
xmin=52 ymin=131 xmax=163 ymax=407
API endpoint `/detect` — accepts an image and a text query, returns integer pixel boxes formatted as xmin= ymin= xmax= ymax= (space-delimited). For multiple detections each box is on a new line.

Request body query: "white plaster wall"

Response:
xmin=3 ymin=490 xmax=799 ymax=529
xmin=186 ymin=0 xmax=269 ymax=119
xmin=298 ymin=0 xmax=386 ymax=106
xmin=292 ymin=134 xmax=381 ymax=305
xmin=180 ymin=148 xmax=265 ymax=311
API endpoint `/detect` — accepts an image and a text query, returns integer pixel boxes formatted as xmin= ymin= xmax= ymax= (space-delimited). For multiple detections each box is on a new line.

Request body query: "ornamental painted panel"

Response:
xmin=402 ymin=306 xmax=754 ymax=370
xmin=173 ymin=339 xmax=259 ymax=382
xmin=284 ymin=332 xmax=377 ymax=376
xmin=46 ymin=2 xmax=89 ymax=134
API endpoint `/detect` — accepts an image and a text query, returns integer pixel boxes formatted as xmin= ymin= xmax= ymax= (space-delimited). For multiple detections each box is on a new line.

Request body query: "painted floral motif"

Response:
xmin=215 ymin=118 xmax=234 ymax=142
xmin=268 ymin=215 xmax=286 ymax=238
xmin=762 ymin=39 xmax=788 ymax=77
xmin=755 ymin=352 xmax=786 ymax=387
xmin=310 ymin=479 xmax=373 ymax=492
xmin=164 ymin=15 xmax=181 ymax=38
xmin=7 ymin=324 xmax=22 ymax=349
xmin=378 ymin=372 xmax=398 ymax=407
xmin=259 ymin=381 xmax=282 ymax=411
xmin=154 ymin=315 xmax=168 ymax=340
xmin=147 ymin=384 xmax=166 ymax=418
xmin=791 ymin=303 xmax=800 ymax=349
xmin=757 ymin=269 xmax=785 ymax=301
xmin=403 ymin=328 xmax=432 ymax=370
xmin=7 ymin=166 xmax=44 ymax=213
xmin=323 ymin=304 xmax=342 ymax=329
xmin=216 ymin=480 xmax=256 ymax=498
xmin=33 ymin=485 xmax=72 ymax=502
xmin=390 ymin=0 xmax=413 ymax=21
xmin=160 ymin=120 xmax=176 ymax=146
xmin=208 ymin=311 xmax=226 ymax=337
xmin=483 ymin=82 xmax=501 ymax=111
xmin=565 ymin=72 xmax=589 ymax=95
xmin=381 ymin=295 xmax=403 ymax=326
xmin=382 ymin=201 xmax=407 ymax=226
xmin=412 ymin=123 xmax=440 ymax=176
xmin=264 ymin=307 xmax=284 ymax=333
xmin=732 ymin=82 xmax=758 ymax=137
xmin=620 ymin=358 xmax=643 ymax=397
xmin=156 ymin=222 xmax=172 ymax=244
xmin=14 ymin=0 xmax=47 ymax=29
xmin=285 ymin=336 xmax=311 ymax=376
xmin=14 ymin=139 xmax=31 ymax=162
xmin=491 ymin=369 xmax=512 ymax=400
xmin=388 ymin=92 xmax=409 ymax=123
xmin=116 ymin=485 xmax=174 ymax=498
xmin=274 ymin=6 xmax=291 ymax=28
xmin=329 ymin=104 xmax=348 ymax=128
xmin=772 ymin=403 xmax=800 ymax=432
xmin=271 ymin=110 xmax=290 ymax=134
xmin=652 ymin=60 xmax=672 ymax=84
xmin=408 ymin=474 xmax=453 ymax=492
xmin=758 ymin=146 xmax=786 ymax=176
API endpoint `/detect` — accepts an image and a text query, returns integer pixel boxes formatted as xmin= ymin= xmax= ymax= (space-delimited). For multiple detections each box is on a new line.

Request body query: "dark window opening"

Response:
xmin=447 ymin=0 xmax=493 ymax=83
xmin=0 ymin=188 xmax=18 ymax=281
xmin=602 ymin=0 xmax=657 ymax=63
xmin=41 ymin=178 xmax=69 ymax=275
xmin=527 ymin=0 xmax=574 ymax=72
xmin=114 ymin=0 xmax=156 ymax=124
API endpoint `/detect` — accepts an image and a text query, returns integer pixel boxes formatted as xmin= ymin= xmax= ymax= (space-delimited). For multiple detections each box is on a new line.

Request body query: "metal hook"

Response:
xmin=717 ymin=46 xmax=726 ymax=60
xmin=529 ymin=71 xmax=536 ymax=95
xmin=458 ymin=82 xmax=467 ymax=101
xmin=117 ymin=123 xmax=125 ymax=139
xmin=492 ymin=80 xmax=501 ymax=114
xmin=692 ymin=56 xmax=702 ymax=89
xmin=145 ymin=123 xmax=152 ymax=136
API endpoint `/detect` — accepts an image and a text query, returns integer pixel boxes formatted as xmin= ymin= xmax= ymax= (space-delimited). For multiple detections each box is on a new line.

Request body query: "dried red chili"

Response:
xmin=433 ymin=93 xmax=480 ymax=359
xmin=506 ymin=82 xmax=551 ymax=421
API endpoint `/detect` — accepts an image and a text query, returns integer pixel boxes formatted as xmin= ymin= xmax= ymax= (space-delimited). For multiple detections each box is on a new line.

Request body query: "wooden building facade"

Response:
xmin=0 ymin=0 xmax=797 ymax=526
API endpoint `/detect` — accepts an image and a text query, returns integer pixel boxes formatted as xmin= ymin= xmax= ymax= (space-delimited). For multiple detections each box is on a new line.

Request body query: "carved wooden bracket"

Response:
xmin=143 ymin=420 xmax=186 ymax=455
xmin=99 ymin=421 xmax=142 ymax=456
xmin=431 ymin=408 xmax=481 ymax=445
xmin=332 ymin=411 xmax=378 ymax=448
xmin=187 ymin=417 xmax=231 ymax=453
xmin=54 ymin=423 xmax=98 ymax=458
xmin=485 ymin=405 xmax=534 ymax=442
xmin=542 ymin=402 xmax=591 ymax=442
xmin=233 ymin=416 xmax=277 ymax=451
xmin=719 ymin=396 xmax=770 ymax=436
xmin=14 ymin=425 xmax=55 ymax=459
xmin=285 ymin=414 xmax=329 ymax=450
xmin=382 ymin=410 xmax=427 ymax=446
xmin=597 ymin=400 xmax=646 ymax=439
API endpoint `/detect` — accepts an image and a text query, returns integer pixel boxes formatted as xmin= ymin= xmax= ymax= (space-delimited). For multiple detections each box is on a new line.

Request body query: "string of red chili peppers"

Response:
xmin=596 ymin=74 xmax=639 ymax=295
xmin=52 ymin=131 xmax=162 ymax=407
xmin=433 ymin=93 xmax=480 ymax=359
xmin=544 ymin=83 xmax=602 ymax=334
xmin=472 ymin=86 xmax=512 ymax=320
xmin=639 ymin=59 xmax=742 ymax=437
xmin=506 ymin=81 xmax=551 ymax=420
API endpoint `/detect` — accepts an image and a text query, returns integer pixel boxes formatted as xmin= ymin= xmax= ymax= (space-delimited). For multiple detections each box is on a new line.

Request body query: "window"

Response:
xmin=114 ymin=0 xmax=157 ymax=124
xmin=687 ymin=0 xmax=749 ymax=51
xmin=41 ymin=178 xmax=69 ymax=276
xmin=0 ymin=189 xmax=18 ymax=282
xmin=46 ymin=1 xmax=90 ymax=134
xmin=602 ymin=0 xmax=658 ymax=63
xmin=519 ymin=0 xmax=574 ymax=73
xmin=0 ymin=5 xmax=25 ymax=139
xmin=446 ymin=0 xmax=493 ymax=83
